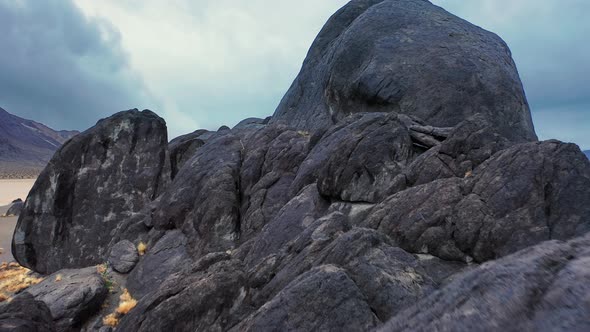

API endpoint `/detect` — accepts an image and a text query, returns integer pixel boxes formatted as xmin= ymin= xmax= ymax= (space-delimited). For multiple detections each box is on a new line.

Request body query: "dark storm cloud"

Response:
xmin=0 ymin=0 xmax=156 ymax=131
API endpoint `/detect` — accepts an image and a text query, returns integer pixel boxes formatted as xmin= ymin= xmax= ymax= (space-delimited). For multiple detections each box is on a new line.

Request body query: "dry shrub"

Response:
xmin=137 ymin=242 xmax=147 ymax=256
xmin=55 ymin=274 xmax=63 ymax=282
xmin=116 ymin=288 xmax=138 ymax=314
xmin=103 ymin=288 xmax=138 ymax=327
xmin=103 ymin=313 xmax=119 ymax=327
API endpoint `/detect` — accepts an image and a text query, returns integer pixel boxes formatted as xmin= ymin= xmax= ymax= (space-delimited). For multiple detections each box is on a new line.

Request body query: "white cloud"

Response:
xmin=74 ymin=0 xmax=348 ymax=137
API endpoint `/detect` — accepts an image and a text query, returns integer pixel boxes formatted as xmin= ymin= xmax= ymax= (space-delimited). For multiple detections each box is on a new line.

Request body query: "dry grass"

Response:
xmin=55 ymin=274 xmax=62 ymax=282
xmin=116 ymin=288 xmax=138 ymax=314
xmin=0 ymin=292 xmax=10 ymax=303
xmin=297 ymin=130 xmax=311 ymax=138
xmin=102 ymin=313 xmax=119 ymax=327
xmin=0 ymin=262 xmax=43 ymax=293
xmin=102 ymin=288 xmax=138 ymax=327
xmin=137 ymin=242 xmax=147 ymax=256
xmin=97 ymin=263 xmax=115 ymax=292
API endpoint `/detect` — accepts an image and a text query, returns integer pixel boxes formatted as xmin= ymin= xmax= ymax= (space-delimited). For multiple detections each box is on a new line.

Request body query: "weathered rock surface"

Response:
xmin=152 ymin=132 xmax=243 ymax=257
xmin=25 ymin=267 xmax=107 ymax=331
xmin=0 ymin=293 xmax=55 ymax=332
xmin=380 ymin=233 xmax=590 ymax=332
xmin=168 ymin=129 xmax=209 ymax=179
xmin=126 ymin=230 xmax=190 ymax=299
xmin=272 ymin=0 xmax=537 ymax=143
xmin=117 ymin=255 xmax=247 ymax=331
xmin=234 ymin=265 xmax=379 ymax=332
xmin=13 ymin=109 xmax=170 ymax=274
xmin=108 ymin=240 xmax=139 ymax=274
xmin=363 ymin=140 xmax=590 ymax=263
xmin=9 ymin=1 xmax=590 ymax=331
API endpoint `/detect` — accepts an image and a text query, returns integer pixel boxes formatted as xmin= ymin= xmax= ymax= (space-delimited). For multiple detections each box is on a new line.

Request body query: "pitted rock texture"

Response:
xmin=272 ymin=0 xmax=537 ymax=143
xmin=12 ymin=110 xmax=170 ymax=274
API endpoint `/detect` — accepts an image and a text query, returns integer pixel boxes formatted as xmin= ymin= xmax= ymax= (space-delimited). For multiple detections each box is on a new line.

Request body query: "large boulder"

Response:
xmin=272 ymin=0 xmax=537 ymax=143
xmin=12 ymin=109 xmax=170 ymax=274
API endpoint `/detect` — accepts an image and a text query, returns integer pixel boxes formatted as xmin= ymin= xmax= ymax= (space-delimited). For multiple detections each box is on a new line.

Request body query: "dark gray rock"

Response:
xmin=305 ymin=112 xmax=415 ymax=203
xmin=168 ymin=129 xmax=209 ymax=179
xmin=239 ymin=125 xmax=311 ymax=241
xmin=5 ymin=200 xmax=24 ymax=216
xmin=402 ymin=113 xmax=513 ymax=187
xmin=152 ymin=133 xmax=243 ymax=258
xmin=233 ymin=117 xmax=267 ymax=130
xmin=117 ymin=256 xmax=247 ymax=332
xmin=25 ymin=267 xmax=108 ymax=331
xmin=0 ymin=292 xmax=55 ymax=332
xmin=272 ymin=0 xmax=537 ymax=143
xmin=364 ymin=141 xmax=590 ymax=263
xmin=12 ymin=109 xmax=170 ymax=274
xmin=245 ymin=213 xmax=445 ymax=324
xmin=233 ymin=265 xmax=379 ymax=332
xmin=126 ymin=230 xmax=190 ymax=299
xmin=380 ymin=233 xmax=590 ymax=332
xmin=245 ymin=184 xmax=329 ymax=266
xmin=108 ymin=240 xmax=139 ymax=274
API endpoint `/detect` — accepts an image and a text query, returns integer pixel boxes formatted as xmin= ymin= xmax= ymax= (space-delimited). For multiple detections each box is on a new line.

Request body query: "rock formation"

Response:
xmin=7 ymin=0 xmax=590 ymax=331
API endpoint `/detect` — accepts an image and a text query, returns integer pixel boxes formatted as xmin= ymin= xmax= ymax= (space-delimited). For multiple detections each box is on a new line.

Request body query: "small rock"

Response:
xmin=108 ymin=240 xmax=139 ymax=274
xmin=5 ymin=200 xmax=24 ymax=217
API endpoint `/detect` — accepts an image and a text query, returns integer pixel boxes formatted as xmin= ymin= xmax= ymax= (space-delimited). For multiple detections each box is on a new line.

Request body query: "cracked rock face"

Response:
xmin=12 ymin=110 xmax=170 ymax=274
xmin=9 ymin=1 xmax=590 ymax=331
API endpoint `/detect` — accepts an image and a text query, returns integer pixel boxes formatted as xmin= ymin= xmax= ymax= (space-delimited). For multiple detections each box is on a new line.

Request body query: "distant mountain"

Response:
xmin=0 ymin=107 xmax=79 ymax=178
xmin=585 ymin=150 xmax=590 ymax=159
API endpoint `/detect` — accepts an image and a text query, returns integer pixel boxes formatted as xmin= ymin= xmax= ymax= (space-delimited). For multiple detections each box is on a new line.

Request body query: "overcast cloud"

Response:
xmin=1 ymin=0 xmax=588 ymax=148
xmin=0 ymin=0 xmax=158 ymax=131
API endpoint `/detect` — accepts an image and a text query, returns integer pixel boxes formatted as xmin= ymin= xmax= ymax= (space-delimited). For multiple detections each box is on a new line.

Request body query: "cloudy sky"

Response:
xmin=0 ymin=0 xmax=588 ymax=148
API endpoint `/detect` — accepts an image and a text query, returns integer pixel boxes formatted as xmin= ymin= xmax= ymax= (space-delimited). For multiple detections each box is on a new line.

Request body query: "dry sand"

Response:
xmin=0 ymin=179 xmax=36 ymax=206
xmin=0 ymin=206 xmax=17 ymax=262
xmin=0 ymin=179 xmax=36 ymax=262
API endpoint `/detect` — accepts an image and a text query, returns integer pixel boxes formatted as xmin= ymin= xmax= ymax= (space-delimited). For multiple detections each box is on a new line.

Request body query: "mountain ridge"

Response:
xmin=0 ymin=107 xmax=79 ymax=178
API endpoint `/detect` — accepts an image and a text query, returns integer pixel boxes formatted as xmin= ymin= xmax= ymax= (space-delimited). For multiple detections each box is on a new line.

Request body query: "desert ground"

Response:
xmin=0 ymin=179 xmax=36 ymax=262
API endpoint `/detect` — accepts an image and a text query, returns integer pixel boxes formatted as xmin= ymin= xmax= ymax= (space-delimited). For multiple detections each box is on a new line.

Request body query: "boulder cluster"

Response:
xmin=4 ymin=0 xmax=590 ymax=331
